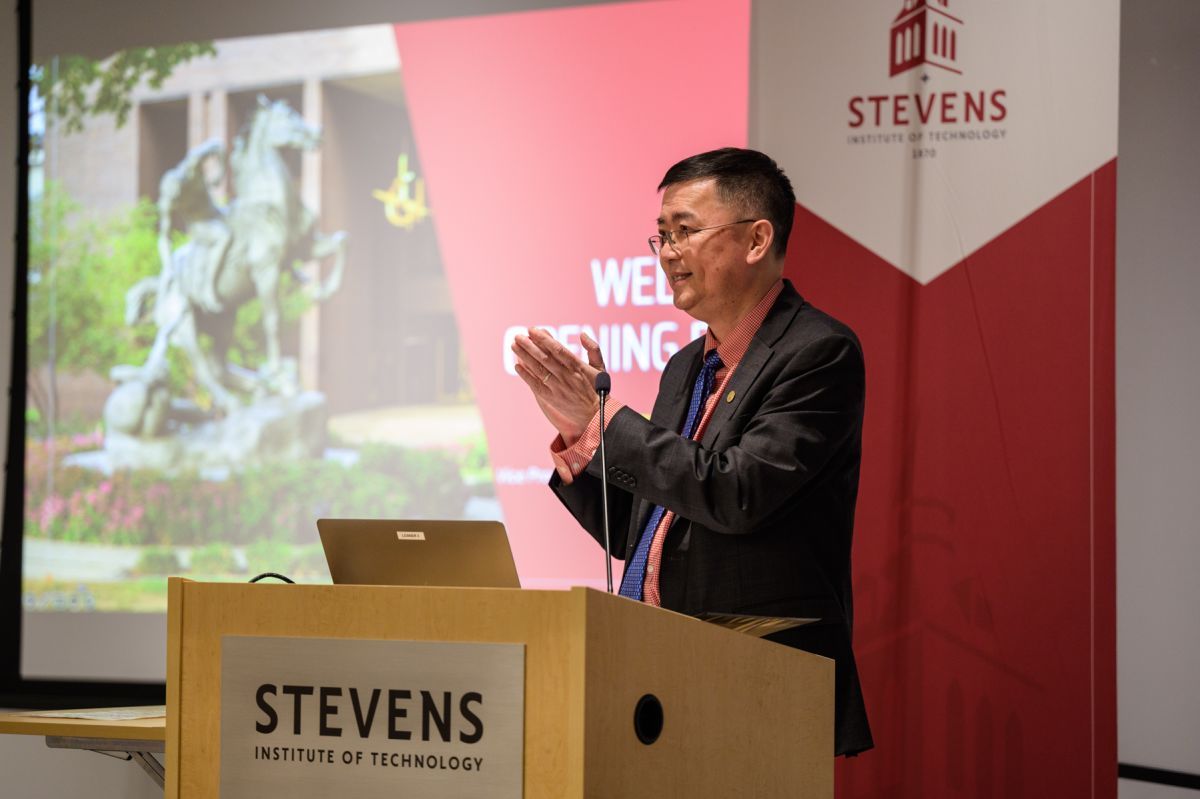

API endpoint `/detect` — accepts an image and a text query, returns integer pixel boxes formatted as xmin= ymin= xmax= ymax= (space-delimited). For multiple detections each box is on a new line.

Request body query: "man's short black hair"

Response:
xmin=658 ymin=147 xmax=796 ymax=257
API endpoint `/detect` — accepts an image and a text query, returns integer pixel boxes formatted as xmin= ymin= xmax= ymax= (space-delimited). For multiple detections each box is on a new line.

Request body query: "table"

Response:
xmin=0 ymin=708 xmax=166 ymax=788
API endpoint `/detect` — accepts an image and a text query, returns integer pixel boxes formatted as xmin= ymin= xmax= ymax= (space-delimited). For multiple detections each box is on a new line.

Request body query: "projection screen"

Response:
xmin=13 ymin=0 xmax=750 ymax=682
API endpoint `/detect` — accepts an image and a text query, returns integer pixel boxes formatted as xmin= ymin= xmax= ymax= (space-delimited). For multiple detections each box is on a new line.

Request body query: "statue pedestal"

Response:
xmin=88 ymin=392 xmax=328 ymax=475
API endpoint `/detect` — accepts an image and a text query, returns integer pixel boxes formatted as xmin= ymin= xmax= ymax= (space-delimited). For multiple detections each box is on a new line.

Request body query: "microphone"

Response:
xmin=594 ymin=371 xmax=613 ymax=593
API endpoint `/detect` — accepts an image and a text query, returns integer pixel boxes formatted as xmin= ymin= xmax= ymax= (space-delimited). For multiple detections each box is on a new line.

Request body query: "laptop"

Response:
xmin=316 ymin=518 xmax=520 ymax=588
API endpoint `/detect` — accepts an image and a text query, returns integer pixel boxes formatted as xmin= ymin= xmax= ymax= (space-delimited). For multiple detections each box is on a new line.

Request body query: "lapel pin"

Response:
xmin=726 ymin=390 xmax=736 ymax=403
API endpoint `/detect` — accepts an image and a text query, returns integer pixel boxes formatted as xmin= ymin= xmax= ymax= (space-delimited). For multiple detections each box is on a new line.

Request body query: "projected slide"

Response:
xmin=21 ymin=0 xmax=748 ymax=677
xmin=26 ymin=26 xmax=466 ymax=615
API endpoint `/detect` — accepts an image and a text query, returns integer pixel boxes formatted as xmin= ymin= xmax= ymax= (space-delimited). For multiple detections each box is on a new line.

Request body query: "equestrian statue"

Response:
xmin=107 ymin=97 xmax=346 ymax=438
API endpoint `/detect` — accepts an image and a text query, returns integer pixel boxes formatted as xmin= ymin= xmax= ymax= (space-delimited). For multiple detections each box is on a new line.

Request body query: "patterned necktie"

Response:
xmin=619 ymin=349 xmax=724 ymax=600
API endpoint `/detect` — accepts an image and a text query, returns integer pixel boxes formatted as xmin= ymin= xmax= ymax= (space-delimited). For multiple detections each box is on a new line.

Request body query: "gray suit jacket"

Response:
xmin=551 ymin=280 xmax=873 ymax=756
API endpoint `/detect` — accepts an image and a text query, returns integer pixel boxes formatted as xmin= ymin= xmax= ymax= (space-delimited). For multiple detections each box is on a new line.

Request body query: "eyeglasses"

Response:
xmin=648 ymin=219 xmax=755 ymax=256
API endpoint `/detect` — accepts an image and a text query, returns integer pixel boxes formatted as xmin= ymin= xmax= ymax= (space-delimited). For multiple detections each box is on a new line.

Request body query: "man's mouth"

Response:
xmin=670 ymin=272 xmax=691 ymax=285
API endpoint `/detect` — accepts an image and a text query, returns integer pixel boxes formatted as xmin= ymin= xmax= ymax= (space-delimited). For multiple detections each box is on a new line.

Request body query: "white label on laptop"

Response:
xmin=396 ymin=530 xmax=426 ymax=541
xmin=220 ymin=636 xmax=524 ymax=799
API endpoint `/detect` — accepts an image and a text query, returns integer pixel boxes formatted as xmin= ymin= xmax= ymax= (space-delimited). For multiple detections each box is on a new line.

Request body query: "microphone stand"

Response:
xmin=594 ymin=372 xmax=613 ymax=593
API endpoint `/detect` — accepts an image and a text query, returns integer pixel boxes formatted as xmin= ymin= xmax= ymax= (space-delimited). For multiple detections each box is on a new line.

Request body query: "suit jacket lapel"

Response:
xmin=699 ymin=338 xmax=772 ymax=449
xmin=700 ymin=281 xmax=804 ymax=449
xmin=628 ymin=341 xmax=704 ymax=551
xmin=650 ymin=344 xmax=700 ymax=434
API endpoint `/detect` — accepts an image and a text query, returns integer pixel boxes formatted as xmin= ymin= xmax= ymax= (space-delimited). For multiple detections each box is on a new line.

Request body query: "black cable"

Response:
xmin=1119 ymin=763 xmax=1200 ymax=791
xmin=248 ymin=572 xmax=294 ymax=584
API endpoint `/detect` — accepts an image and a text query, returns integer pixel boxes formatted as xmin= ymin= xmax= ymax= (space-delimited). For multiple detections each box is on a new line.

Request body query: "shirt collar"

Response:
xmin=703 ymin=279 xmax=785 ymax=368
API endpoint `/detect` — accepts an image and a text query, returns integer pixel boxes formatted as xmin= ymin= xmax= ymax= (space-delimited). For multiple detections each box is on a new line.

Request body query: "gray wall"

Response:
xmin=1 ymin=1 xmax=1198 ymax=796
xmin=1114 ymin=0 xmax=1200 ymax=794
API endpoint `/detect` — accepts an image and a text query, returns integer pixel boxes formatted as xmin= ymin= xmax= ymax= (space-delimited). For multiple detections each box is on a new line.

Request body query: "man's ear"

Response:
xmin=746 ymin=219 xmax=774 ymax=265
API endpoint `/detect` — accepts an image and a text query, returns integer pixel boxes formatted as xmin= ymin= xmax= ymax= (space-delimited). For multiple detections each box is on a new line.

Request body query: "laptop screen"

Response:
xmin=317 ymin=518 xmax=520 ymax=588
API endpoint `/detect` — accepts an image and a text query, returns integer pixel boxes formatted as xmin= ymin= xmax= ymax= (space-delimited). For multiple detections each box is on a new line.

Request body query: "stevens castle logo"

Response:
xmin=889 ymin=0 xmax=963 ymax=77
xmin=847 ymin=0 xmax=1007 ymax=155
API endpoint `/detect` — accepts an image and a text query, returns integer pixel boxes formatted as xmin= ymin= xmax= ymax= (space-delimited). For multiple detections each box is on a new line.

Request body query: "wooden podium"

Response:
xmin=166 ymin=578 xmax=833 ymax=798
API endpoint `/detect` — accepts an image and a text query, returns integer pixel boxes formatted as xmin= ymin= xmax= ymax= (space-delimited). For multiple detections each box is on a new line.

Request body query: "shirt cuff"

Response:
xmin=549 ymin=400 xmax=627 ymax=484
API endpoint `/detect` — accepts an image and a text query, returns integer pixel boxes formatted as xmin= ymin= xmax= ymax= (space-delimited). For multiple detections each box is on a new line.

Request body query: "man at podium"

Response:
xmin=512 ymin=148 xmax=873 ymax=757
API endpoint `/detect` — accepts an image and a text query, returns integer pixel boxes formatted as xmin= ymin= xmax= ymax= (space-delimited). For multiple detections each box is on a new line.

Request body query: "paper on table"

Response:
xmin=694 ymin=612 xmax=816 ymax=638
xmin=23 ymin=706 xmax=166 ymax=721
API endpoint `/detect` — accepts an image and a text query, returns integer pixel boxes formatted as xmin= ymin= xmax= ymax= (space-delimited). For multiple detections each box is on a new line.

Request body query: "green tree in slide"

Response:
xmin=33 ymin=43 xmax=215 ymax=133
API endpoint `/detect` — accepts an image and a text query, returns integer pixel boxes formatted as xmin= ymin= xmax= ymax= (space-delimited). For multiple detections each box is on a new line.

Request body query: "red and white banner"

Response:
xmin=759 ymin=1 xmax=1117 ymax=796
